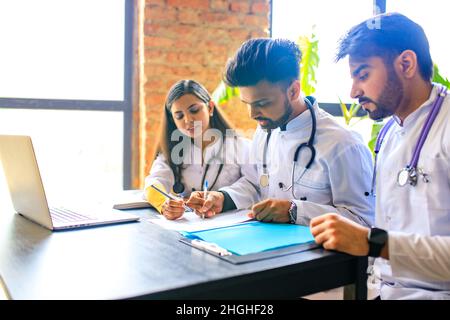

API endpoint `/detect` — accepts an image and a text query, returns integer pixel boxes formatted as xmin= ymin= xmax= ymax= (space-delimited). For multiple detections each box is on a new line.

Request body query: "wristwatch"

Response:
xmin=288 ymin=201 xmax=297 ymax=224
xmin=367 ymin=227 xmax=388 ymax=257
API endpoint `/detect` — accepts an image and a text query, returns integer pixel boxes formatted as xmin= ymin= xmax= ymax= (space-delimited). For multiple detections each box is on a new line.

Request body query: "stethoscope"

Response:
xmin=259 ymin=96 xmax=317 ymax=198
xmin=173 ymin=139 xmax=225 ymax=195
xmin=370 ymin=85 xmax=447 ymax=195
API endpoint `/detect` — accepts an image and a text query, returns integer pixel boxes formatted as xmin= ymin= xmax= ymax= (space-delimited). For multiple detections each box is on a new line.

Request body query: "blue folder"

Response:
xmin=181 ymin=221 xmax=318 ymax=263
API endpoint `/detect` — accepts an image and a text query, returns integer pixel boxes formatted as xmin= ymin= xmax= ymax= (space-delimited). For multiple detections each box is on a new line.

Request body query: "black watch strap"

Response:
xmin=367 ymin=227 xmax=388 ymax=257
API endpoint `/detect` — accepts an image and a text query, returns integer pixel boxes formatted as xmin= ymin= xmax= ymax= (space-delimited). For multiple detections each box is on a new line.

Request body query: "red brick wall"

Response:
xmin=139 ymin=0 xmax=269 ymax=186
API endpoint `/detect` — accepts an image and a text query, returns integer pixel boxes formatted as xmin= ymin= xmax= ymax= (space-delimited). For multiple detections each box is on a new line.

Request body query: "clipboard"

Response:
xmin=179 ymin=221 xmax=319 ymax=264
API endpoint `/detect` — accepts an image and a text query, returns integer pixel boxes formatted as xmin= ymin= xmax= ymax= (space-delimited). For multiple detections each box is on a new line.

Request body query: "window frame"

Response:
xmin=269 ymin=0 xmax=387 ymax=116
xmin=0 ymin=0 xmax=136 ymax=189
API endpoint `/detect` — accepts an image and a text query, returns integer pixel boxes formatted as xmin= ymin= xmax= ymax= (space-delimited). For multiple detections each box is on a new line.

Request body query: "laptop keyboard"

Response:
xmin=50 ymin=207 xmax=94 ymax=223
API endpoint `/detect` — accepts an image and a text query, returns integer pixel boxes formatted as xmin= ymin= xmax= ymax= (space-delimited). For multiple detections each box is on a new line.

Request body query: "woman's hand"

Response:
xmin=161 ymin=198 xmax=185 ymax=220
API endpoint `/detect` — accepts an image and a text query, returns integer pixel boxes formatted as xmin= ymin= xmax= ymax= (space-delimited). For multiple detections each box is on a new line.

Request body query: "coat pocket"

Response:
xmin=293 ymin=165 xmax=331 ymax=203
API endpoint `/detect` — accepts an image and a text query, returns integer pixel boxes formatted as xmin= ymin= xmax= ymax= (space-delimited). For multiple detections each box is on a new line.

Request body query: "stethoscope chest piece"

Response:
xmin=260 ymin=174 xmax=269 ymax=187
xmin=397 ymin=168 xmax=410 ymax=186
xmin=397 ymin=167 xmax=417 ymax=187
xmin=172 ymin=180 xmax=185 ymax=194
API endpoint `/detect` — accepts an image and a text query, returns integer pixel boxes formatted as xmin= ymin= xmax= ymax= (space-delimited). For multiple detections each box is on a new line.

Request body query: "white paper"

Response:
xmin=148 ymin=209 xmax=252 ymax=232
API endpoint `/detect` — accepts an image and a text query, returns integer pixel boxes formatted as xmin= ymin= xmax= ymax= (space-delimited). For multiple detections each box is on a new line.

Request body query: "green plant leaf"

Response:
xmin=368 ymin=121 xmax=384 ymax=157
xmin=349 ymin=102 xmax=361 ymax=118
xmin=298 ymin=28 xmax=319 ymax=96
xmin=338 ymin=97 xmax=350 ymax=125
xmin=432 ymin=64 xmax=450 ymax=88
xmin=338 ymin=96 xmax=362 ymax=126
xmin=212 ymin=81 xmax=240 ymax=106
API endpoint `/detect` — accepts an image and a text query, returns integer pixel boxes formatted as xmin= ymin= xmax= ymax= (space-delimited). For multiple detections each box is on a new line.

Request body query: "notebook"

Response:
xmin=0 ymin=135 xmax=140 ymax=230
xmin=112 ymin=189 xmax=153 ymax=210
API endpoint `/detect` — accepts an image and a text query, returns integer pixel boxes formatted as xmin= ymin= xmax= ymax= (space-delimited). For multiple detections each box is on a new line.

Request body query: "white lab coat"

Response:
xmin=220 ymin=100 xmax=375 ymax=226
xmin=375 ymin=84 xmax=450 ymax=300
xmin=144 ymin=135 xmax=252 ymax=197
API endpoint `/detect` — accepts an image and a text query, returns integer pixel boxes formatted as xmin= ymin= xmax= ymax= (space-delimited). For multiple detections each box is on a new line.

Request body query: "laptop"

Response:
xmin=0 ymin=135 xmax=140 ymax=230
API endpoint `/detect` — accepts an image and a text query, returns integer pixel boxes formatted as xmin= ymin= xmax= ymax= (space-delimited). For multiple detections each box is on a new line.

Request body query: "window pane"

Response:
xmin=0 ymin=159 xmax=13 ymax=211
xmin=387 ymin=0 xmax=450 ymax=77
xmin=334 ymin=117 xmax=373 ymax=145
xmin=0 ymin=0 xmax=124 ymax=101
xmin=0 ymin=109 xmax=123 ymax=206
xmin=272 ymin=0 xmax=373 ymax=103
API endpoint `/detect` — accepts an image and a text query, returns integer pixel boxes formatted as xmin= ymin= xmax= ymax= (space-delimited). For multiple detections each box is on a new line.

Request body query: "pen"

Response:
xmin=202 ymin=180 xmax=208 ymax=220
xmin=150 ymin=184 xmax=194 ymax=213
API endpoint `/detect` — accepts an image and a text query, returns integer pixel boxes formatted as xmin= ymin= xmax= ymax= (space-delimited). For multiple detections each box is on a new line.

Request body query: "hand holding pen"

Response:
xmin=201 ymin=180 xmax=208 ymax=219
xmin=186 ymin=190 xmax=225 ymax=219
xmin=150 ymin=184 xmax=193 ymax=220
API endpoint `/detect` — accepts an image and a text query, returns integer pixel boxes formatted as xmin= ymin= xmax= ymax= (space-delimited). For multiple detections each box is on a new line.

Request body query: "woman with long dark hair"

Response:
xmin=144 ymin=79 xmax=250 ymax=220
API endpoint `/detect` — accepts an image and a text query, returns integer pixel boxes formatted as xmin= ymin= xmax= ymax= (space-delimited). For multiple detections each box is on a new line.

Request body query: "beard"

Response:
xmin=256 ymin=99 xmax=293 ymax=130
xmin=360 ymin=67 xmax=403 ymax=121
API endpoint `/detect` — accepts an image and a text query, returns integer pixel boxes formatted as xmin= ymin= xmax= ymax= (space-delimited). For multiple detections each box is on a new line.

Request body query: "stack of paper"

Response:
xmin=149 ymin=209 xmax=251 ymax=232
xmin=112 ymin=190 xmax=153 ymax=210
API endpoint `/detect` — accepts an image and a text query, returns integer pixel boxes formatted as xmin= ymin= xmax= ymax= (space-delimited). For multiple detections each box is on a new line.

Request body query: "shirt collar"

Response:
xmin=281 ymin=100 xmax=319 ymax=132
xmin=394 ymin=83 xmax=441 ymax=128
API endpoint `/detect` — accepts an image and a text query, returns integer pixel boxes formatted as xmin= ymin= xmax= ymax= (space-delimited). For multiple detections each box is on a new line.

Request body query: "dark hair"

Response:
xmin=224 ymin=38 xmax=302 ymax=87
xmin=152 ymin=80 xmax=234 ymax=186
xmin=336 ymin=12 xmax=433 ymax=80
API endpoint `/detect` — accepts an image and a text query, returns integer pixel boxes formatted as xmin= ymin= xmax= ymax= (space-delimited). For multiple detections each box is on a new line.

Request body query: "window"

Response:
xmin=271 ymin=0 xmax=375 ymax=143
xmin=0 ymin=0 xmax=135 ymax=203
xmin=0 ymin=0 xmax=124 ymax=101
xmin=387 ymin=0 xmax=450 ymax=78
xmin=271 ymin=0 xmax=374 ymax=104
xmin=0 ymin=109 xmax=123 ymax=205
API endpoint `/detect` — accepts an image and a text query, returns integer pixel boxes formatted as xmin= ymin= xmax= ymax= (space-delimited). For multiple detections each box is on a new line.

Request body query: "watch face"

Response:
xmin=370 ymin=228 xmax=388 ymax=245
xmin=368 ymin=227 xmax=388 ymax=257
